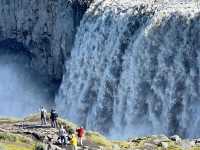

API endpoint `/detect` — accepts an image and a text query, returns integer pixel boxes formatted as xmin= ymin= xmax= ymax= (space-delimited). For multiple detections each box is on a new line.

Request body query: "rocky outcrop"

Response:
xmin=0 ymin=0 xmax=93 ymax=81
xmin=170 ymin=135 xmax=182 ymax=143
xmin=1 ymin=115 xmax=200 ymax=150
xmin=0 ymin=116 xmax=108 ymax=150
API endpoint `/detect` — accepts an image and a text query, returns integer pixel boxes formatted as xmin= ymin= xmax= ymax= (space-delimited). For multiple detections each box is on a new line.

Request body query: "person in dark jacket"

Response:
xmin=50 ymin=109 xmax=58 ymax=128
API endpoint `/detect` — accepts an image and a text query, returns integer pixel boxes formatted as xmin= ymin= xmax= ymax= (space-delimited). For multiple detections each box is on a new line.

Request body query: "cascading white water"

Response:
xmin=56 ymin=0 xmax=200 ymax=139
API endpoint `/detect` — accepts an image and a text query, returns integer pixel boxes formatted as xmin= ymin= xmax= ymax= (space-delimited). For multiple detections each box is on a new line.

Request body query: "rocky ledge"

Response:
xmin=0 ymin=114 xmax=200 ymax=150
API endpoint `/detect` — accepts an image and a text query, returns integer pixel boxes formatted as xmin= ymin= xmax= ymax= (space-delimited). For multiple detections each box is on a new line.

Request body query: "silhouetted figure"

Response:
xmin=50 ymin=109 xmax=58 ymax=128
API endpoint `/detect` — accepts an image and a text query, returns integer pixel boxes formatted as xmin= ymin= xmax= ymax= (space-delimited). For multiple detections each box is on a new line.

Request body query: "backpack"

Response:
xmin=55 ymin=112 xmax=58 ymax=118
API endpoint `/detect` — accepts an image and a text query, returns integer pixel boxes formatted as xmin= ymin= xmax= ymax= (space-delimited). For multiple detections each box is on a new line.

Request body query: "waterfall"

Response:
xmin=56 ymin=0 xmax=200 ymax=139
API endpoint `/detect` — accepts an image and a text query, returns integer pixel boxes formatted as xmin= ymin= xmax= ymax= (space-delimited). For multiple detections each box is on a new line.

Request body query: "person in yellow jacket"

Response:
xmin=70 ymin=134 xmax=78 ymax=150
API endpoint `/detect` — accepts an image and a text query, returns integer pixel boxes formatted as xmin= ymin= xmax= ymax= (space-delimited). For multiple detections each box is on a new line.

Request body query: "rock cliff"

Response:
xmin=0 ymin=0 xmax=92 ymax=81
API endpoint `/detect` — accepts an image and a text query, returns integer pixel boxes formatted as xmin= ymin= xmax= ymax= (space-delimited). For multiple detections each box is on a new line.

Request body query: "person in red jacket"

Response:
xmin=76 ymin=126 xmax=84 ymax=146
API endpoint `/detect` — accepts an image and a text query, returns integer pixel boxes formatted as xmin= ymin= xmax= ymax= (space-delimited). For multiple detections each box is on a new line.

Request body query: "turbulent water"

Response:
xmin=56 ymin=0 xmax=200 ymax=139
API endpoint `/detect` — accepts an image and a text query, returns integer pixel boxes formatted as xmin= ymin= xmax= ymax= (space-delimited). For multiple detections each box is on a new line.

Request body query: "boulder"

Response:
xmin=130 ymin=137 xmax=147 ymax=143
xmin=191 ymin=139 xmax=200 ymax=146
xmin=180 ymin=140 xmax=192 ymax=150
xmin=161 ymin=142 xmax=168 ymax=149
xmin=190 ymin=140 xmax=196 ymax=147
xmin=82 ymin=145 xmax=89 ymax=150
xmin=96 ymin=146 xmax=104 ymax=150
xmin=195 ymin=138 xmax=200 ymax=144
xmin=112 ymin=145 xmax=120 ymax=150
xmin=46 ymin=143 xmax=62 ymax=150
xmin=170 ymin=135 xmax=181 ymax=143
xmin=144 ymin=142 xmax=157 ymax=149
xmin=153 ymin=139 xmax=161 ymax=145
xmin=0 ymin=128 xmax=6 ymax=132
xmin=152 ymin=135 xmax=170 ymax=145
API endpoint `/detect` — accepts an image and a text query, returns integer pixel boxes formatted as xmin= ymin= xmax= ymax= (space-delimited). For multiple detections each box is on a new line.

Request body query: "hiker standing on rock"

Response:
xmin=76 ymin=126 xmax=84 ymax=146
xmin=50 ymin=109 xmax=58 ymax=128
xmin=40 ymin=106 xmax=47 ymax=125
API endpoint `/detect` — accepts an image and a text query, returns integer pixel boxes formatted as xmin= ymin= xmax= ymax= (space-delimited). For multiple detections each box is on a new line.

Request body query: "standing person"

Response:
xmin=70 ymin=134 xmax=78 ymax=150
xmin=50 ymin=109 xmax=58 ymax=128
xmin=40 ymin=106 xmax=47 ymax=125
xmin=54 ymin=109 xmax=58 ymax=127
xmin=76 ymin=126 xmax=84 ymax=146
xmin=50 ymin=109 xmax=54 ymax=127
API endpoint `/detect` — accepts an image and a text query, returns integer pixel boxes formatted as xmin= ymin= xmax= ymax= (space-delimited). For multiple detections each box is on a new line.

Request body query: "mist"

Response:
xmin=0 ymin=51 xmax=53 ymax=117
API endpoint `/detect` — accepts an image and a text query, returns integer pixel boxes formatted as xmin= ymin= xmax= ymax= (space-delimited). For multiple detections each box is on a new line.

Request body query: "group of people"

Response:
xmin=58 ymin=125 xmax=85 ymax=149
xmin=40 ymin=106 xmax=85 ymax=150
xmin=40 ymin=106 xmax=58 ymax=128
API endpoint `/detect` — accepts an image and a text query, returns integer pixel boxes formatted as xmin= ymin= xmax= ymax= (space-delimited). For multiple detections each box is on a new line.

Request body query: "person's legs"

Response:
xmin=61 ymin=136 xmax=64 ymax=144
xmin=43 ymin=118 xmax=45 ymax=125
xmin=55 ymin=120 xmax=58 ymax=128
xmin=52 ymin=120 xmax=55 ymax=128
xmin=41 ymin=115 xmax=43 ymax=125
xmin=78 ymin=137 xmax=80 ymax=145
xmin=51 ymin=119 xmax=53 ymax=127
xmin=80 ymin=137 xmax=83 ymax=146
xmin=54 ymin=120 xmax=57 ymax=128
xmin=72 ymin=145 xmax=77 ymax=150
xmin=78 ymin=137 xmax=82 ymax=146
xmin=63 ymin=136 xmax=67 ymax=144
xmin=41 ymin=113 xmax=46 ymax=125
xmin=41 ymin=117 xmax=44 ymax=125
xmin=52 ymin=120 xmax=54 ymax=127
xmin=74 ymin=145 xmax=77 ymax=150
xmin=44 ymin=116 xmax=46 ymax=125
